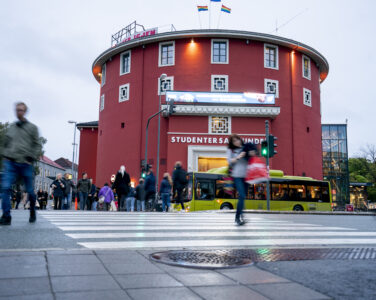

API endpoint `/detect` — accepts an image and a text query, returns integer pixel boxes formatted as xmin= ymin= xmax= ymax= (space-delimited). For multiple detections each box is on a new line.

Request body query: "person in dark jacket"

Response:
xmin=50 ymin=173 xmax=65 ymax=210
xmin=172 ymin=161 xmax=188 ymax=211
xmin=135 ymin=179 xmax=146 ymax=212
xmin=62 ymin=173 xmax=75 ymax=210
xmin=37 ymin=188 xmax=44 ymax=210
xmin=126 ymin=186 xmax=136 ymax=212
xmin=87 ymin=178 xmax=96 ymax=210
xmin=144 ymin=166 xmax=156 ymax=210
xmin=160 ymin=173 xmax=172 ymax=212
xmin=77 ymin=172 xmax=90 ymax=210
xmin=0 ymin=102 xmax=41 ymax=225
xmin=112 ymin=165 xmax=130 ymax=211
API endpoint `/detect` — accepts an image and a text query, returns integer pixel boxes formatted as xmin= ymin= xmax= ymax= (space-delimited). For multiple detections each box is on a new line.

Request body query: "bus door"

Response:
xmin=194 ymin=178 xmax=215 ymax=211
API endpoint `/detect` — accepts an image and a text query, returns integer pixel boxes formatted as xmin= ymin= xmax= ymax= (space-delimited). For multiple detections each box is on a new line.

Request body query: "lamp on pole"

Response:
xmin=156 ymin=73 xmax=167 ymax=209
xmin=68 ymin=120 xmax=77 ymax=182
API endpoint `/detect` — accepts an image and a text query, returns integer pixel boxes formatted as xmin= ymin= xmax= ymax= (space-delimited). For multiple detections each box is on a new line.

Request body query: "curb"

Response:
xmin=217 ymin=209 xmax=376 ymax=216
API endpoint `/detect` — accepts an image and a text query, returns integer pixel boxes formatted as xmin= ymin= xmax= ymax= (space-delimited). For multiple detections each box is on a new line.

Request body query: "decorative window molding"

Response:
xmin=120 ymin=50 xmax=131 ymax=75
xmin=302 ymin=55 xmax=311 ymax=80
xmin=101 ymin=63 xmax=106 ymax=87
xmin=159 ymin=41 xmax=175 ymax=67
xmin=119 ymin=83 xmax=130 ymax=102
xmin=209 ymin=116 xmax=231 ymax=134
xmin=211 ymin=75 xmax=228 ymax=92
xmin=158 ymin=76 xmax=174 ymax=95
xmin=303 ymin=88 xmax=312 ymax=107
xmin=264 ymin=78 xmax=279 ymax=98
xmin=100 ymin=94 xmax=105 ymax=111
xmin=211 ymin=39 xmax=229 ymax=64
xmin=264 ymin=43 xmax=279 ymax=70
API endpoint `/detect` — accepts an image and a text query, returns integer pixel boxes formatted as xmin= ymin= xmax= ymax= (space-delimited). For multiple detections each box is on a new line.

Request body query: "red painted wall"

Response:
xmin=77 ymin=128 xmax=98 ymax=184
xmin=93 ymin=36 xmax=323 ymax=187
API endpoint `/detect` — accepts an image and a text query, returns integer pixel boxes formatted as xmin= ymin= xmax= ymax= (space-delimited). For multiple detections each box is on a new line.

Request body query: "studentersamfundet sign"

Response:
xmin=166 ymin=91 xmax=275 ymax=105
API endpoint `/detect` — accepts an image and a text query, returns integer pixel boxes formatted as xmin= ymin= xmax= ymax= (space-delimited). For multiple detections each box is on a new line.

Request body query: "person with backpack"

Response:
xmin=172 ymin=161 xmax=188 ymax=211
xmin=135 ymin=179 xmax=146 ymax=212
xmin=160 ymin=173 xmax=172 ymax=212
xmin=98 ymin=183 xmax=114 ymax=211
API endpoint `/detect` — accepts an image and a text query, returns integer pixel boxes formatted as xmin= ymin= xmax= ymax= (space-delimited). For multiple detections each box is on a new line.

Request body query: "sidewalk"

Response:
xmin=0 ymin=249 xmax=331 ymax=300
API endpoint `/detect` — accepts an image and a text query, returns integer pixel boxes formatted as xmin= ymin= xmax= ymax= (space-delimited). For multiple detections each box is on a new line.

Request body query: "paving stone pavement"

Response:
xmin=0 ymin=250 xmax=332 ymax=300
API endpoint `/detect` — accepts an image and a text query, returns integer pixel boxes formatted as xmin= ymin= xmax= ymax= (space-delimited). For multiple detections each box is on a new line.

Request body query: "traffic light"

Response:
xmin=261 ymin=140 xmax=268 ymax=157
xmin=168 ymin=100 xmax=176 ymax=116
xmin=268 ymin=135 xmax=277 ymax=157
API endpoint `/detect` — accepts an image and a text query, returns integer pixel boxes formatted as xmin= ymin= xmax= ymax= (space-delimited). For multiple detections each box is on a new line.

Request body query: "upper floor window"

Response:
xmin=159 ymin=41 xmax=175 ymax=66
xmin=212 ymin=39 xmax=229 ymax=64
xmin=101 ymin=63 xmax=106 ymax=87
xmin=211 ymin=75 xmax=228 ymax=92
xmin=158 ymin=76 xmax=174 ymax=95
xmin=120 ymin=51 xmax=131 ymax=75
xmin=264 ymin=79 xmax=279 ymax=98
xmin=100 ymin=94 xmax=105 ymax=111
xmin=119 ymin=83 xmax=130 ymax=102
xmin=303 ymin=88 xmax=312 ymax=107
xmin=302 ymin=55 xmax=311 ymax=80
xmin=209 ymin=116 xmax=231 ymax=134
xmin=264 ymin=44 xmax=278 ymax=69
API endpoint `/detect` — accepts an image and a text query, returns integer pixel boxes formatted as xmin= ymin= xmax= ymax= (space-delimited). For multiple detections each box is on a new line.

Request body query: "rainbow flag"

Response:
xmin=221 ymin=4 xmax=231 ymax=13
xmin=197 ymin=5 xmax=208 ymax=12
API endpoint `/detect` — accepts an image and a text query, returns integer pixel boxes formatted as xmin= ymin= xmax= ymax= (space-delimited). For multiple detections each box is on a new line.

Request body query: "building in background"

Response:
xmin=78 ymin=25 xmax=329 ymax=186
xmin=34 ymin=156 xmax=66 ymax=192
xmin=54 ymin=157 xmax=78 ymax=182
xmin=350 ymin=182 xmax=374 ymax=210
xmin=322 ymin=124 xmax=349 ymax=208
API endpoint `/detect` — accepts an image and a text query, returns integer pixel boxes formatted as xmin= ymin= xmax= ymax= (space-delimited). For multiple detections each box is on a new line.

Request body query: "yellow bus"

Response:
xmin=174 ymin=168 xmax=332 ymax=212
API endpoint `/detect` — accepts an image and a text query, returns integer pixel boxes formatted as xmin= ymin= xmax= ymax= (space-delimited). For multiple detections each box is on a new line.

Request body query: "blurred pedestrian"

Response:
xmin=160 ymin=173 xmax=172 ymax=212
xmin=0 ymin=102 xmax=41 ymax=225
xmin=37 ymin=188 xmax=44 ymax=210
xmin=135 ymin=178 xmax=146 ymax=212
xmin=62 ymin=173 xmax=75 ymax=210
xmin=144 ymin=166 xmax=156 ymax=211
xmin=88 ymin=178 xmax=96 ymax=210
xmin=98 ymin=183 xmax=114 ymax=211
xmin=77 ymin=172 xmax=90 ymax=210
xmin=50 ymin=173 xmax=65 ymax=210
xmin=126 ymin=185 xmax=136 ymax=212
xmin=172 ymin=161 xmax=188 ymax=211
xmin=112 ymin=165 xmax=130 ymax=211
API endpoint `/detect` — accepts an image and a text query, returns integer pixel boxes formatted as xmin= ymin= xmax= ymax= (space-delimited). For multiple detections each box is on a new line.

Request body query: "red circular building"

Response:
xmin=78 ymin=28 xmax=329 ymax=186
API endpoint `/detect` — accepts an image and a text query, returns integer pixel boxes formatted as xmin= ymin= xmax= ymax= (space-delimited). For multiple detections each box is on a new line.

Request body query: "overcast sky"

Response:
xmin=0 ymin=0 xmax=375 ymax=163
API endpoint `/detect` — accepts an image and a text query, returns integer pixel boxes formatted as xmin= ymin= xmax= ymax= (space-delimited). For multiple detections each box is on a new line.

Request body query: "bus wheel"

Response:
xmin=293 ymin=205 xmax=304 ymax=211
xmin=220 ymin=203 xmax=232 ymax=210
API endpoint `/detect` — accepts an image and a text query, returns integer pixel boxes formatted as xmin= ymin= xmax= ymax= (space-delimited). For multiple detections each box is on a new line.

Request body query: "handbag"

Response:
xmin=110 ymin=200 xmax=117 ymax=211
xmin=245 ymin=156 xmax=269 ymax=184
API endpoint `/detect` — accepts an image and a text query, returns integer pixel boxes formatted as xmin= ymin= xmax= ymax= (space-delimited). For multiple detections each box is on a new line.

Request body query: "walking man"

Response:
xmin=112 ymin=165 xmax=130 ymax=211
xmin=77 ymin=172 xmax=90 ymax=210
xmin=172 ymin=161 xmax=188 ymax=211
xmin=62 ymin=173 xmax=75 ymax=210
xmin=144 ymin=166 xmax=156 ymax=211
xmin=0 ymin=102 xmax=41 ymax=225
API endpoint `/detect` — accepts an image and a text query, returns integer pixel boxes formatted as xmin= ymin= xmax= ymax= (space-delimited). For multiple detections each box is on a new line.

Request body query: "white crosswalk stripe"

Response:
xmin=39 ymin=211 xmax=375 ymax=250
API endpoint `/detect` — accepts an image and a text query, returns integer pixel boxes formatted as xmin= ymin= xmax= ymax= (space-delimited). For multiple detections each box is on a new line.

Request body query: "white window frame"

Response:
xmin=302 ymin=55 xmax=311 ymax=80
xmin=120 ymin=50 xmax=131 ymax=75
xmin=100 ymin=94 xmax=105 ymax=111
xmin=119 ymin=83 xmax=130 ymax=103
xmin=101 ymin=63 xmax=106 ymax=87
xmin=211 ymin=75 xmax=229 ymax=92
xmin=264 ymin=78 xmax=279 ymax=98
xmin=303 ymin=88 xmax=312 ymax=107
xmin=158 ymin=76 xmax=174 ymax=95
xmin=159 ymin=41 xmax=175 ymax=67
xmin=209 ymin=116 xmax=232 ymax=134
xmin=264 ymin=43 xmax=279 ymax=70
xmin=211 ymin=39 xmax=229 ymax=64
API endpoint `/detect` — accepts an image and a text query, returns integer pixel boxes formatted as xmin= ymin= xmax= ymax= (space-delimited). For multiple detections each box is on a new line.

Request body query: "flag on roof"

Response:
xmin=197 ymin=5 xmax=208 ymax=12
xmin=221 ymin=4 xmax=231 ymax=13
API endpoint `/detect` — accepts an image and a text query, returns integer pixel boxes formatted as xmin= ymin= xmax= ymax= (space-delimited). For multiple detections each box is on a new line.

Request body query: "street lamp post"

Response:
xmin=68 ymin=120 xmax=77 ymax=182
xmin=155 ymin=73 xmax=167 ymax=209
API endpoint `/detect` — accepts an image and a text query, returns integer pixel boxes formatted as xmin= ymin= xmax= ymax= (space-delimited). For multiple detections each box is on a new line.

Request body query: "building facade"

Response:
xmin=78 ymin=28 xmax=329 ymax=187
xmin=322 ymin=124 xmax=349 ymax=207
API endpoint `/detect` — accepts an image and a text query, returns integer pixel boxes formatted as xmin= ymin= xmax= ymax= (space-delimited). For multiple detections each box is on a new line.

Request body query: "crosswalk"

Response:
xmin=39 ymin=211 xmax=376 ymax=250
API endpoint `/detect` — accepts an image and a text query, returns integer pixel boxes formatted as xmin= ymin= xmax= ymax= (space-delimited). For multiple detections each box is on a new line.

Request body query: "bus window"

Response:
xmin=254 ymin=183 xmax=266 ymax=200
xmin=195 ymin=179 xmax=215 ymax=200
xmin=306 ymin=185 xmax=321 ymax=202
xmin=247 ymin=184 xmax=255 ymax=200
xmin=289 ymin=185 xmax=306 ymax=201
xmin=183 ymin=174 xmax=193 ymax=201
xmin=216 ymin=178 xmax=235 ymax=199
xmin=271 ymin=184 xmax=289 ymax=200
xmin=321 ymin=184 xmax=330 ymax=203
